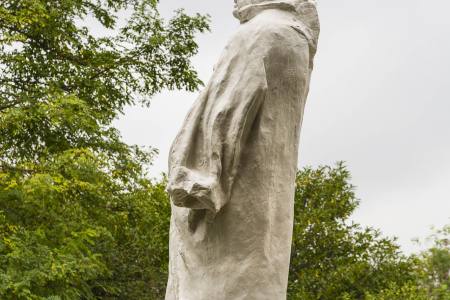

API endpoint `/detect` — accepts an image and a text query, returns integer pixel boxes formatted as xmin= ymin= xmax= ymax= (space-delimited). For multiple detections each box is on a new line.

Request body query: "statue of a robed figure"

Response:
xmin=165 ymin=1 xmax=320 ymax=299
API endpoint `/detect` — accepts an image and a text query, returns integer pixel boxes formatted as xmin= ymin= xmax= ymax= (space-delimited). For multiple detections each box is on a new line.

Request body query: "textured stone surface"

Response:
xmin=165 ymin=1 xmax=319 ymax=299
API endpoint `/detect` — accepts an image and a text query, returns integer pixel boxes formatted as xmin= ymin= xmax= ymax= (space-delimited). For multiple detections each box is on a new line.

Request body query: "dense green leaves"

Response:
xmin=0 ymin=148 xmax=171 ymax=299
xmin=413 ymin=225 xmax=450 ymax=300
xmin=0 ymin=0 xmax=209 ymax=162
xmin=287 ymin=163 xmax=449 ymax=300
xmin=0 ymin=0 xmax=207 ymax=298
xmin=288 ymin=163 xmax=417 ymax=299
xmin=1 ymin=1 xmax=448 ymax=299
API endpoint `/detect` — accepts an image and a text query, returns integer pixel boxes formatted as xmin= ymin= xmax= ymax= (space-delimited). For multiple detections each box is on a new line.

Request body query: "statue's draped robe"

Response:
xmin=166 ymin=2 xmax=319 ymax=299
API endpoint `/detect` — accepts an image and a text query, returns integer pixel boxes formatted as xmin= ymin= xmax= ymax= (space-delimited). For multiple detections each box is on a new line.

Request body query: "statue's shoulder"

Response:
xmin=238 ymin=14 xmax=294 ymax=38
xmin=222 ymin=9 xmax=311 ymax=62
xmin=238 ymin=7 xmax=318 ymax=57
xmin=240 ymin=14 xmax=309 ymax=50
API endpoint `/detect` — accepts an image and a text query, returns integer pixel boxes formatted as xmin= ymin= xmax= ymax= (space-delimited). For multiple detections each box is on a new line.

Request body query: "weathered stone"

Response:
xmin=165 ymin=1 xmax=319 ymax=299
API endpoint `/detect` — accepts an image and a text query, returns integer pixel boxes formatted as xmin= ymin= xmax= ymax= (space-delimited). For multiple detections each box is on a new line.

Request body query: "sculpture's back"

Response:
xmin=166 ymin=1 xmax=319 ymax=299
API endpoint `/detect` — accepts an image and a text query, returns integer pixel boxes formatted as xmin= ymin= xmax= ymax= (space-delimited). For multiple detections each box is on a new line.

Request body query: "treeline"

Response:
xmin=0 ymin=0 xmax=449 ymax=299
xmin=288 ymin=164 xmax=449 ymax=300
xmin=1 ymin=160 xmax=449 ymax=299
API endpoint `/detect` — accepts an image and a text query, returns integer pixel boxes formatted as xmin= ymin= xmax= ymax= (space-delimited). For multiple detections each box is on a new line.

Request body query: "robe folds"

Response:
xmin=166 ymin=2 xmax=319 ymax=299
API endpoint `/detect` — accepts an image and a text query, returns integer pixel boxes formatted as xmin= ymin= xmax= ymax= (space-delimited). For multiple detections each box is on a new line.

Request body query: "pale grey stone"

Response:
xmin=165 ymin=1 xmax=319 ymax=299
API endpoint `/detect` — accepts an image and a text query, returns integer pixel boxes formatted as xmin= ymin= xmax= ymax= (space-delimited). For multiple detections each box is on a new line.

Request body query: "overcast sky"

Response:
xmin=115 ymin=0 xmax=450 ymax=253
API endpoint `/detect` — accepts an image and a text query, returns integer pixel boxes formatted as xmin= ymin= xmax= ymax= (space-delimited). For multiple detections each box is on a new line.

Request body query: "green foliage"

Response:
xmin=288 ymin=163 xmax=419 ymax=300
xmin=364 ymin=225 xmax=450 ymax=300
xmin=0 ymin=2 xmax=448 ymax=298
xmin=0 ymin=0 xmax=207 ymax=298
xmin=413 ymin=225 xmax=450 ymax=300
xmin=0 ymin=148 xmax=172 ymax=299
xmin=0 ymin=0 xmax=209 ymax=161
xmin=364 ymin=282 xmax=429 ymax=300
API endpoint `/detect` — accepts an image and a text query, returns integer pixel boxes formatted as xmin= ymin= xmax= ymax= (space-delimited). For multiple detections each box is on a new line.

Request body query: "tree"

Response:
xmin=288 ymin=163 xmax=418 ymax=299
xmin=0 ymin=0 xmax=208 ymax=298
xmin=0 ymin=149 xmax=172 ymax=299
xmin=1 ymin=2 xmax=447 ymax=298
xmin=364 ymin=282 xmax=429 ymax=300
xmin=363 ymin=225 xmax=450 ymax=300
xmin=414 ymin=225 xmax=450 ymax=300
xmin=0 ymin=0 xmax=209 ymax=163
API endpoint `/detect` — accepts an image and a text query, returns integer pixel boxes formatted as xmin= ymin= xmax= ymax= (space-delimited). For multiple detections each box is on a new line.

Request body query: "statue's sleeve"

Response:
xmin=167 ymin=49 xmax=268 ymax=215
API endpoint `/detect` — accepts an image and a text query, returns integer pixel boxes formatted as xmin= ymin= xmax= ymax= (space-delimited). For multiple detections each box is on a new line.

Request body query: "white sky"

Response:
xmin=115 ymin=0 xmax=450 ymax=254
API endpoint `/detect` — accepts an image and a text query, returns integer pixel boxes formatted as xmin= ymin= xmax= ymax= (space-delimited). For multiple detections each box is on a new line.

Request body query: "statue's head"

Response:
xmin=233 ymin=0 xmax=319 ymax=45
xmin=234 ymin=0 xmax=271 ymax=12
xmin=233 ymin=0 xmax=273 ymax=20
xmin=233 ymin=0 xmax=316 ymax=19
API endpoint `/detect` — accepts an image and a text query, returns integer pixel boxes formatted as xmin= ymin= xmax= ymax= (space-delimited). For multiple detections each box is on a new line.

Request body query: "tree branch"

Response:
xmin=0 ymin=99 xmax=21 ymax=112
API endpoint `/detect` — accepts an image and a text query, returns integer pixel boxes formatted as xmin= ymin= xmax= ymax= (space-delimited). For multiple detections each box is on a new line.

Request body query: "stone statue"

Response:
xmin=165 ymin=1 xmax=319 ymax=299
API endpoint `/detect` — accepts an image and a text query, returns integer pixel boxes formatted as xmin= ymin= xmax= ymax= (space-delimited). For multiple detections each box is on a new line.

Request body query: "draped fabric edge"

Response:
xmin=167 ymin=1 xmax=320 ymax=230
xmin=167 ymin=57 xmax=268 ymax=230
